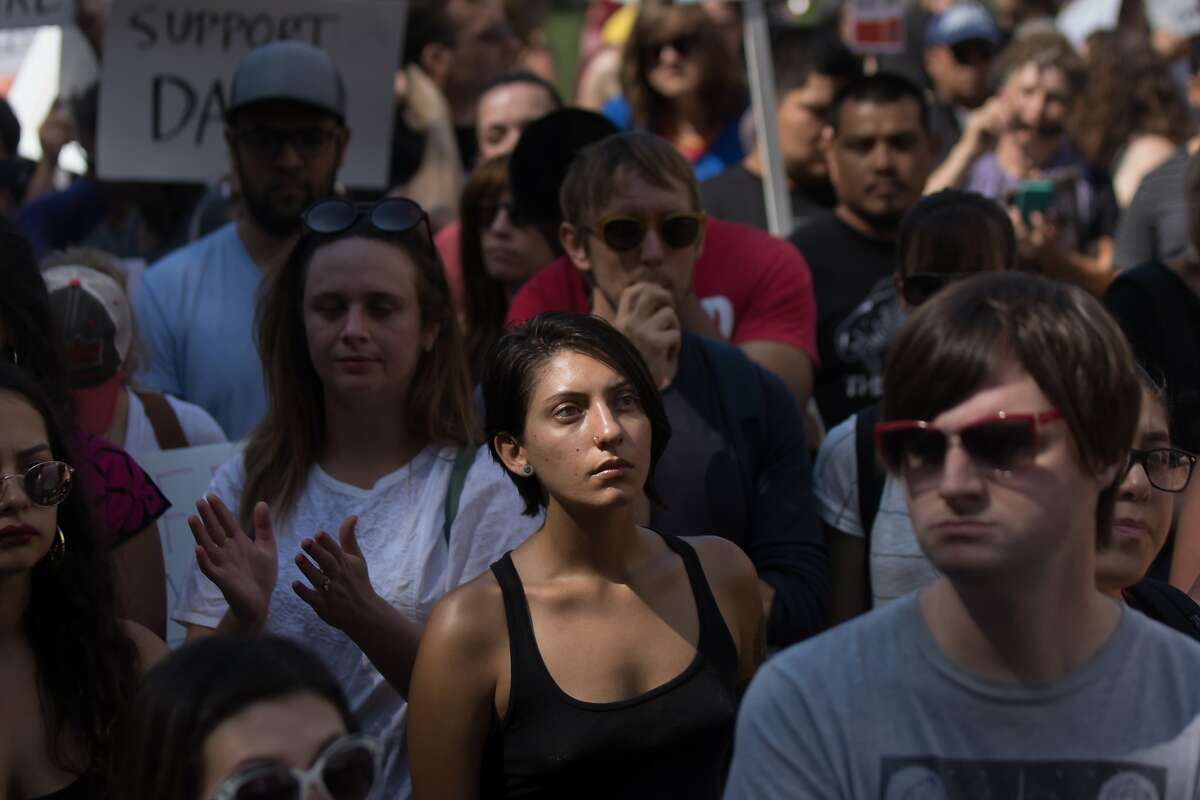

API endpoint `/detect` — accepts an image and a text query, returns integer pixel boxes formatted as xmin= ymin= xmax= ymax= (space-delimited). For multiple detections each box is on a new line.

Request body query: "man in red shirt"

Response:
xmin=504 ymin=111 xmax=819 ymax=405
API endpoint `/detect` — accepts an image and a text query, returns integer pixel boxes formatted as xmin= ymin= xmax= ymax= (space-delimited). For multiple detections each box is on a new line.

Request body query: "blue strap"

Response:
xmin=443 ymin=448 xmax=475 ymax=544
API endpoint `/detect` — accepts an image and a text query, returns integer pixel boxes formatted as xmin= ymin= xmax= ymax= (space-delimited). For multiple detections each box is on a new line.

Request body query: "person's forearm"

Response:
xmin=758 ymin=544 xmax=831 ymax=645
xmin=924 ymin=135 xmax=982 ymax=195
xmin=22 ymin=157 xmax=58 ymax=204
xmin=216 ymin=608 xmax=266 ymax=636
xmin=1038 ymin=247 xmax=1114 ymax=297
xmin=343 ymin=594 xmax=424 ymax=699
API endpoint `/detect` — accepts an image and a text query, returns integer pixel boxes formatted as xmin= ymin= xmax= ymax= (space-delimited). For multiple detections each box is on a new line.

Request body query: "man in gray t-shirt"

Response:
xmin=726 ymin=273 xmax=1200 ymax=799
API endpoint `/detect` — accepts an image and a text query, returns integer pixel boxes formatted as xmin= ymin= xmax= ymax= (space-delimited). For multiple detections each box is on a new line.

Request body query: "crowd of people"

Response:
xmin=2 ymin=0 xmax=1200 ymax=798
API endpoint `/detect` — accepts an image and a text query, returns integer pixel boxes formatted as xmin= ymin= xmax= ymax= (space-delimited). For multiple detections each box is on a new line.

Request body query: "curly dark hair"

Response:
xmin=1074 ymin=29 xmax=1192 ymax=169
xmin=0 ymin=362 xmax=139 ymax=783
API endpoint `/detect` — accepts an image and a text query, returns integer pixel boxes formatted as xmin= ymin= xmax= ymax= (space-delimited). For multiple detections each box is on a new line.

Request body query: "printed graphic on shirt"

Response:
xmin=880 ymin=756 xmax=1165 ymax=800
xmin=701 ymin=295 xmax=735 ymax=339
xmin=833 ymin=277 xmax=902 ymax=402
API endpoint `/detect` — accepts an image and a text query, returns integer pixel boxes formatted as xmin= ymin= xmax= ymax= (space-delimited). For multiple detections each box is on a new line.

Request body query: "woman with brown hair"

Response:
xmin=460 ymin=155 xmax=558 ymax=380
xmin=602 ymin=0 xmax=746 ymax=181
xmin=174 ymin=197 xmax=539 ymax=797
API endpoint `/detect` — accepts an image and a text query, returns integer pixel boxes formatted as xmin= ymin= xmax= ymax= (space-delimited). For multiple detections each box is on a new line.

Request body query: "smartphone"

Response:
xmin=1008 ymin=179 xmax=1054 ymax=224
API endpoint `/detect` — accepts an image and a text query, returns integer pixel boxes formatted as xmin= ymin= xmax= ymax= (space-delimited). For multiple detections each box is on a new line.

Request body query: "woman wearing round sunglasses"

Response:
xmin=175 ymin=197 xmax=539 ymax=797
xmin=0 ymin=362 xmax=165 ymax=799
xmin=817 ymin=191 xmax=1016 ymax=623
xmin=604 ymin=2 xmax=745 ymax=182
xmin=114 ymin=635 xmax=382 ymax=800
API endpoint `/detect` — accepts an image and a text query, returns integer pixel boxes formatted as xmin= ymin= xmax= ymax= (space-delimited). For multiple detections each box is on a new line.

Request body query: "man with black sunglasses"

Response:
xmin=553 ymin=131 xmax=830 ymax=648
xmin=727 ymin=272 xmax=1200 ymax=798
xmin=922 ymin=2 xmax=1002 ymax=163
xmin=132 ymin=41 xmax=350 ymax=440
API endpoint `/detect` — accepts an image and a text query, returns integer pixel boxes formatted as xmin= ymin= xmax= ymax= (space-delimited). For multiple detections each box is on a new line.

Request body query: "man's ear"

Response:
xmin=493 ymin=433 xmax=530 ymax=478
xmin=560 ymin=222 xmax=592 ymax=275
xmin=421 ymin=321 xmax=440 ymax=353
xmin=420 ymin=43 xmax=454 ymax=90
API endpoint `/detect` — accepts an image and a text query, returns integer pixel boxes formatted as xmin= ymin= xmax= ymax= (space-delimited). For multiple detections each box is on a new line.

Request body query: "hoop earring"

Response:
xmin=49 ymin=526 xmax=66 ymax=562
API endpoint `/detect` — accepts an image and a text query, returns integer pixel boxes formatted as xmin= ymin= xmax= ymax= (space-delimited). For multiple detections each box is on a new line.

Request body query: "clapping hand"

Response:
xmin=189 ymin=495 xmax=278 ymax=631
xmin=293 ymin=515 xmax=381 ymax=634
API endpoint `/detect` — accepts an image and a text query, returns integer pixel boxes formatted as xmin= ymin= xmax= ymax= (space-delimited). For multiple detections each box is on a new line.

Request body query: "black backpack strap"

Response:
xmin=443 ymin=447 xmax=476 ymax=544
xmin=855 ymin=403 xmax=885 ymax=546
xmin=134 ymin=389 xmax=188 ymax=450
xmin=1124 ymin=579 xmax=1200 ymax=641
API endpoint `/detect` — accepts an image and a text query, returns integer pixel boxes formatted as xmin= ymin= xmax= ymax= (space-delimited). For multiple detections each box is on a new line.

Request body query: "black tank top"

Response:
xmin=481 ymin=533 xmax=740 ymax=799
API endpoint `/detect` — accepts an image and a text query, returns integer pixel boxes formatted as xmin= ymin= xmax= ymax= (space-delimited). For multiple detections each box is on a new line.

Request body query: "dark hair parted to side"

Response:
xmin=0 ymin=363 xmax=139 ymax=785
xmin=482 ymin=71 xmax=564 ymax=110
xmin=482 ymin=312 xmax=672 ymax=516
xmin=829 ymin=71 xmax=930 ymax=134
xmin=895 ymin=190 xmax=1017 ymax=277
xmin=111 ymin=635 xmax=356 ymax=800
xmin=882 ymin=272 xmax=1141 ymax=544
xmin=240 ymin=208 xmax=477 ymax=529
xmin=560 ymin=131 xmax=700 ymax=231
xmin=771 ymin=26 xmax=861 ymax=98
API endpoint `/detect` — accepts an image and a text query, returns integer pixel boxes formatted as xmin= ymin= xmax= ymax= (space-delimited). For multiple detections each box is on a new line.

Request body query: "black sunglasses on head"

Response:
xmin=303 ymin=197 xmax=434 ymax=251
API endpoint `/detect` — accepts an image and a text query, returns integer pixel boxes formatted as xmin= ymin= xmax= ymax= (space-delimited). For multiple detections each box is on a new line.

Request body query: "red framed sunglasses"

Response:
xmin=875 ymin=409 xmax=1063 ymax=479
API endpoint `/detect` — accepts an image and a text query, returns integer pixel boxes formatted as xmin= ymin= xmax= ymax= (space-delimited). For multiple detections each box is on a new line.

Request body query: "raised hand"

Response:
xmin=293 ymin=515 xmax=382 ymax=634
xmin=189 ymin=495 xmax=278 ymax=631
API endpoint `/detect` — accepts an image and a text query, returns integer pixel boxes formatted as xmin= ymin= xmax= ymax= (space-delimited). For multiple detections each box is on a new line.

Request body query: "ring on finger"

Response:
xmin=321 ymin=578 xmax=332 ymax=593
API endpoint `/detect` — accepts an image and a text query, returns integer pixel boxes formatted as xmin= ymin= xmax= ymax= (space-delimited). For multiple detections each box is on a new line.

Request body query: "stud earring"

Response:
xmin=522 ymin=465 xmax=533 ymax=475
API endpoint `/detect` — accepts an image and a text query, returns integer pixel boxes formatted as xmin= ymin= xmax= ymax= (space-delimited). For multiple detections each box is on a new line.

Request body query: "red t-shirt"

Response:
xmin=505 ymin=217 xmax=819 ymax=363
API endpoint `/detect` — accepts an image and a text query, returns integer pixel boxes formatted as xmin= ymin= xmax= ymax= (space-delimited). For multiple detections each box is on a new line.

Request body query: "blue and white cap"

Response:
xmin=926 ymin=2 xmax=1002 ymax=46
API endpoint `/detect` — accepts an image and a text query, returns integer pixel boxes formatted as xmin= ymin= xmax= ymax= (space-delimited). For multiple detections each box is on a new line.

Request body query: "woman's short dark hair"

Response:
xmin=882 ymin=272 xmax=1141 ymax=545
xmin=111 ymin=635 xmax=357 ymax=800
xmin=896 ymin=190 xmax=1017 ymax=277
xmin=482 ymin=312 xmax=672 ymax=516
xmin=0 ymin=362 xmax=138 ymax=783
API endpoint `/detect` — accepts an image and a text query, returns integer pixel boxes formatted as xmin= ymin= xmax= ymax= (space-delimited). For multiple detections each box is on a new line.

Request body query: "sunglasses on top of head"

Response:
xmin=0 ymin=461 xmax=74 ymax=507
xmin=210 ymin=733 xmax=381 ymax=800
xmin=303 ymin=197 xmax=434 ymax=253
xmin=589 ymin=212 xmax=705 ymax=253
xmin=875 ymin=409 xmax=1063 ymax=482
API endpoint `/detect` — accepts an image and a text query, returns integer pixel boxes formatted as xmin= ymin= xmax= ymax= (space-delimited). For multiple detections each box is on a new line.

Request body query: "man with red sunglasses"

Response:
xmin=727 ymin=272 xmax=1200 ymax=798
xmin=552 ymin=131 xmax=829 ymax=647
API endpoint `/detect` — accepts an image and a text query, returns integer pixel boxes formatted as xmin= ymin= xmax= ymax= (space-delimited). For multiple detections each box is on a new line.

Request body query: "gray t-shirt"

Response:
xmin=1114 ymin=150 xmax=1191 ymax=271
xmin=726 ymin=593 xmax=1200 ymax=799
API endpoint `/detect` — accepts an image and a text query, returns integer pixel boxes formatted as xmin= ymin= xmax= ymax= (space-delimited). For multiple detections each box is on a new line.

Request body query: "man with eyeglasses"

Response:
xmin=132 ymin=41 xmax=350 ymax=440
xmin=921 ymin=2 xmax=1002 ymax=163
xmin=553 ymin=131 xmax=830 ymax=648
xmin=726 ymin=271 xmax=1200 ymax=799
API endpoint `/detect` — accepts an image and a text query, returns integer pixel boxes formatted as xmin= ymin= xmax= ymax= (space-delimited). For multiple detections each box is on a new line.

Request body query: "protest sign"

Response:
xmin=847 ymin=0 xmax=905 ymax=55
xmin=97 ymin=0 xmax=405 ymax=187
xmin=0 ymin=0 xmax=73 ymax=30
xmin=135 ymin=441 xmax=241 ymax=647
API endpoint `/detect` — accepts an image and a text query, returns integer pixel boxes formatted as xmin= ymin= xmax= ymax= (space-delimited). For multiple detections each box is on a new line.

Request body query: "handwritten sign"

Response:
xmin=136 ymin=441 xmax=241 ymax=647
xmin=97 ymin=0 xmax=405 ymax=188
xmin=0 ymin=0 xmax=73 ymax=30
xmin=848 ymin=0 xmax=905 ymax=55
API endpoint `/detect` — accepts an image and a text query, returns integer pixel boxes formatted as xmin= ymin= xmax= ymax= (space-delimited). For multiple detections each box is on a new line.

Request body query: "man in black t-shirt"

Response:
xmin=701 ymin=28 xmax=859 ymax=233
xmin=789 ymin=73 xmax=935 ymax=430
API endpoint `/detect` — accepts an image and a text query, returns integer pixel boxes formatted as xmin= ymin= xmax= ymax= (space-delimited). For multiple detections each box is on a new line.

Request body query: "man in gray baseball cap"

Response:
xmin=132 ymin=40 xmax=351 ymax=440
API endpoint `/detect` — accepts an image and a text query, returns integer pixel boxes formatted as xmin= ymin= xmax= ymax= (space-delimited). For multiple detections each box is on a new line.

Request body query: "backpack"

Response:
xmin=853 ymin=402 xmax=886 ymax=549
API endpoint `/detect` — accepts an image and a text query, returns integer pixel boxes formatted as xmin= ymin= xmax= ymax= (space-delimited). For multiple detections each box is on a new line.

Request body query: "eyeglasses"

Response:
xmin=234 ymin=127 xmax=339 ymax=162
xmin=949 ymin=39 xmax=995 ymax=66
xmin=875 ymin=409 xmax=1063 ymax=484
xmin=0 ymin=461 xmax=74 ymax=507
xmin=591 ymin=212 xmax=705 ymax=253
xmin=899 ymin=272 xmax=972 ymax=306
xmin=1125 ymin=448 xmax=1196 ymax=493
xmin=644 ymin=33 xmax=701 ymax=62
xmin=210 ymin=734 xmax=381 ymax=800
xmin=304 ymin=197 xmax=434 ymax=250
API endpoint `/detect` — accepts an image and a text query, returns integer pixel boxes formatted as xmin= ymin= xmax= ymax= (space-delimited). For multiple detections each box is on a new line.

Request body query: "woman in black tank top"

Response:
xmin=409 ymin=313 xmax=764 ymax=799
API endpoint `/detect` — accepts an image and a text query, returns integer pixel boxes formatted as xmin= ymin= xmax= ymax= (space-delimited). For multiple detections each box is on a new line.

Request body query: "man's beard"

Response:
xmin=234 ymin=158 xmax=331 ymax=238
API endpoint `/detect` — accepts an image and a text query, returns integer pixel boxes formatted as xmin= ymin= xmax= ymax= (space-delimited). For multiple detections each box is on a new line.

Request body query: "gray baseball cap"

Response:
xmin=227 ymin=40 xmax=346 ymax=121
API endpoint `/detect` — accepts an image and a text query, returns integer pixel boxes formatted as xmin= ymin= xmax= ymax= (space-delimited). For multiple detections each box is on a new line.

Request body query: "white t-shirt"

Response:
xmin=122 ymin=388 xmax=228 ymax=454
xmin=175 ymin=444 xmax=541 ymax=799
xmin=812 ymin=413 xmax=939 ymax=608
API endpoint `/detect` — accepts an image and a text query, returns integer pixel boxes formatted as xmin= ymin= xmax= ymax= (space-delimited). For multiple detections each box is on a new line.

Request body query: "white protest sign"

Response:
xmin=135 ymin=441 xmax=241 ymax=647
xmin=1146 ymin=0 xmax=1200 ymax=38
xmin=97 ymin=0 xmax=405 ymax=187
xmin=0 ymin=0 xmax=73 ymax=30
xmin=847 ymin=0 xmax=906 ymax=55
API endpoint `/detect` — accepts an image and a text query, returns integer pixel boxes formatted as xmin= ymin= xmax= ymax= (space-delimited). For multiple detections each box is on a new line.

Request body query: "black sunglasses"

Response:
xmin=900 ymin=272 xmax=972 ymax=306
xmin=1125 ymin=448 xmax=1196 ymax=494
xmin=644 ymin=33 xmax=701 ymax=62
xmin=950 ymin=39 xmax=995 ymax=65
xmin=592 ymin=212 xmax=705 ymax=253
xmin=303 ymin=197 xmax=433 ymax=250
